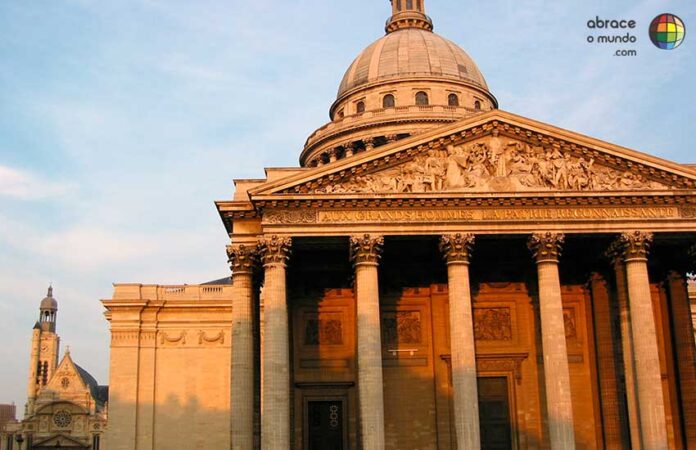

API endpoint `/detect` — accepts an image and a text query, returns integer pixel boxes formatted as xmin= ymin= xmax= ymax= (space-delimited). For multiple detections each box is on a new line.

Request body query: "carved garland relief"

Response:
xmin=474 ymin=308 xmax=513 ymax=341
xmin=304 ymin=316 xmax=344 ymax=346
xmin=315 ymin=137 xmax=668 ymax=194
xmin=382 ymin=311 xmax=423 ymax=345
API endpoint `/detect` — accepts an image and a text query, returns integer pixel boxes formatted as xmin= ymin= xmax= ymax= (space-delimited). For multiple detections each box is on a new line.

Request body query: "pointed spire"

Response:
xmin=386 ymin=0 xmax=433 ymax=34
xmin=47 ymin=284 xmax=53 ymax=298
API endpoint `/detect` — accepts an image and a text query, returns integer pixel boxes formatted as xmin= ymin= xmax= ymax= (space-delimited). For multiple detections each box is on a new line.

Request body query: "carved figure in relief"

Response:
xmin=318 ymin=138 xmax=668 ymax=194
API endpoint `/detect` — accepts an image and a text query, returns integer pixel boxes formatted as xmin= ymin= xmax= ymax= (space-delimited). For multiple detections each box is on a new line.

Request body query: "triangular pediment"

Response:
xmin=249 ymin=110 xmax=696 ymax=198
xmin=44 ymin=352 xmax=90 ymax=395
xmin=33 ymin=434 xmax=88 ymax=448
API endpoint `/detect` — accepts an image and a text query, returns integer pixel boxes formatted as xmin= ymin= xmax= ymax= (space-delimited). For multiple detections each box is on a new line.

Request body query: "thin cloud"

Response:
xmin=0 ymin=165 xmax=74 ymax=200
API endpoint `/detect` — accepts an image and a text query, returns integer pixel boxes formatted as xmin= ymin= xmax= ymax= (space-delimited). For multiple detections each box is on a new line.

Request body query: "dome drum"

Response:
xmin=301 ymin=103 xmax=484 ymax=166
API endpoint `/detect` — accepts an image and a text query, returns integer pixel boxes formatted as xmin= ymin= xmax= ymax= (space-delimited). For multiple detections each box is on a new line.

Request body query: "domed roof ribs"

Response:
xmin=386 ymin=0 xmax=433 ymax=34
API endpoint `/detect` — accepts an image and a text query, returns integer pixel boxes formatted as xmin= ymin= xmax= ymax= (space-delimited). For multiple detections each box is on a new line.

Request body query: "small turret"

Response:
xmin=39 ymin=285 xmax=58 ymax=333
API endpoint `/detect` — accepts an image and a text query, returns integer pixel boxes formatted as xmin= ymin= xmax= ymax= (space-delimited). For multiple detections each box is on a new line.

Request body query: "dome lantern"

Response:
xmin=386 ymin=0 xmax=433 ymax=34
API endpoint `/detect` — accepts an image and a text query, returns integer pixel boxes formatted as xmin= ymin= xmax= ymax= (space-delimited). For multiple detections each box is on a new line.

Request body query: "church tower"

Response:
xmin=26 ymin=286 xmax=60 ymax=416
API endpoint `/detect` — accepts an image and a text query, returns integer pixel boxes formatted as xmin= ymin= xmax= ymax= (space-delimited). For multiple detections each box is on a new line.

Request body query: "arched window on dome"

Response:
xmin=417 ymin=0 xmax=422 ymax=11
xmin=415 ymin=91 xmax=429 ymax=106
xmin=448 ymin=93 xmax=459 ymax=107
xmin=356 ymin=101 xmax=365 ymax=114
xmin=396 ymin=0 xmax=402 ymax=12
xmin=406 ymin=0 xmax=413 ymax=10
xmin=336 ymin=108 xmax=344 ymax=120
xmin=474 ymin=100 xmax=482 ymax=110
xmin=383 ymin=94 xmax=395 ymax=108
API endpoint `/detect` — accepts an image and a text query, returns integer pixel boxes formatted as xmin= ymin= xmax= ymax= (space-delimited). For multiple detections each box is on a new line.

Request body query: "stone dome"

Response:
xmin=300 ymin=1 xmax=497 ymax=167
xmin=336 ymin=28 xmax=489 ymax=101
xmin=40 ymin=286 xmax=58 ymax=311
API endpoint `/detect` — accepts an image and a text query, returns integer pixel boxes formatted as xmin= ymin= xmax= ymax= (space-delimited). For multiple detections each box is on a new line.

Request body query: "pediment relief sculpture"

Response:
xmin=317 ymin=137 xmax=669 ymax=194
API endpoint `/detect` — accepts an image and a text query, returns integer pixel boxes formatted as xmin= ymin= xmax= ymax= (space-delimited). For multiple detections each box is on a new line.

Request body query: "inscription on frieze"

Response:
xmin=317 ymin=206 xmax=680 ymax=223
xmin=474 ymin=308 xmax=513 ymax=341
xmin=382 ymin=311 xmax=422 ymax=345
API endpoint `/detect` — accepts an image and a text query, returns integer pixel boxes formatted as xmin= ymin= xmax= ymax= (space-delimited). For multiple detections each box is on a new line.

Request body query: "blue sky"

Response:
xmin=0 ymin=0 xmax=694 ymax=409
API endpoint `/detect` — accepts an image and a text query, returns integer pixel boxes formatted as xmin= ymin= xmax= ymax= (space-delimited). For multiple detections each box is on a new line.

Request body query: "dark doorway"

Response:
xmin=307 ymin=400 xmax=344 ymax=450
xmin=478 ymin=377 xmax=513 ymax=450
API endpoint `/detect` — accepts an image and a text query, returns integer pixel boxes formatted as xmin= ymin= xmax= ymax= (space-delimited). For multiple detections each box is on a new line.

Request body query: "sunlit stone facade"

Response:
xmin=103 ymin=1 xmax=696 ymax=449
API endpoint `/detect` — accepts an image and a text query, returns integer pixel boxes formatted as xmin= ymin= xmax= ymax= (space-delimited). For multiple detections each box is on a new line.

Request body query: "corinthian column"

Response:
xmin=618 ymin=231 xmax=667 ymax=450
xmin=440 ymin=233 xmax=480 ymax=450
xmin=350 ymin=234 xmax=385 ymax=450
xmin=257 ymin=235 xmax=292 ymax=450
xmin=227 ymin=243 xmax=257 ymax=450
xmin=606 ymin=241 xmax=641 ymax=449
xmin=528 ymin=232 xmax=575 ymax=450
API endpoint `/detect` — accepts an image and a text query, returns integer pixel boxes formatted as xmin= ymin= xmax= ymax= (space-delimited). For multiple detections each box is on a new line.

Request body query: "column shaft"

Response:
xmin=351 ymin=234 xmax=385 ymax=450
xmin=588 ymin=274 xmax=627 ymax=448
xmin=667 ymin=271 xmax=696 ymax=448
xmin=529 ymin=233 xmax=575 ymax=450
xmin=258 ymin=236 xmax=291 ymax=450
xmin=231 ymin=271 xmax=254 ymax=449
xmin=613 ymin=259 xmax=642 ymax=448
xmin=227 ymin=244 xmax=257 ymax=450
xmin=621 ymin=232 xmax=668 ymax=450
xmin=441 ymin=233 xmax=480 ymax=450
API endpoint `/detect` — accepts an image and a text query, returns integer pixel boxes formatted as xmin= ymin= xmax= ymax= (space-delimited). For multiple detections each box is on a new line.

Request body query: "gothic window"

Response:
xmin=356 ymin=101 xmax=365 ymax=114
xmin=474 ymin=100 xmax=482 ymax=110
xmin=448 ymin=93 xmax=460 ymax=106
xmin=42 ymin=361 xmax=48 ymax=385
xmin=415 ymin=91 xmax=429 ymax=106
xmin=382 ymin=94 xmax=395 ymax=108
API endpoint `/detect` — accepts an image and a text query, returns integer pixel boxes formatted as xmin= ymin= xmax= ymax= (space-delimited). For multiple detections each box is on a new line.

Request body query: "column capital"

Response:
xmin=619 ymin=231 xmax=653 ymax=262
xmin=350 ymin=234 xmax=384 ymax=265
xmin=686 ymin=243 xmax=696 ymax=274
xmin=226 ymin=243 xmax=258 ymax=274
xmin=439 ymin=233 xmax=475 ymax=264
xmin=604 ymin=239 xmax=624 ymax=266
xmin=257 ymin=235 xmax=292 ymax=267
xmin=528 ymin=232 xmax=564 ymax=263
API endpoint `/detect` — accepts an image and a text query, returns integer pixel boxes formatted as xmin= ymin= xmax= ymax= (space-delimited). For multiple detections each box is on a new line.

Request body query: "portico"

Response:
xmin=221 ymin=219 xmax=696 ymax=449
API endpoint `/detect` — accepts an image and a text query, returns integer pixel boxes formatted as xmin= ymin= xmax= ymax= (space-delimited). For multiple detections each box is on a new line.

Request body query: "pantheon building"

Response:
xmin=103 ymin=1 xmax=696 ymax=449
